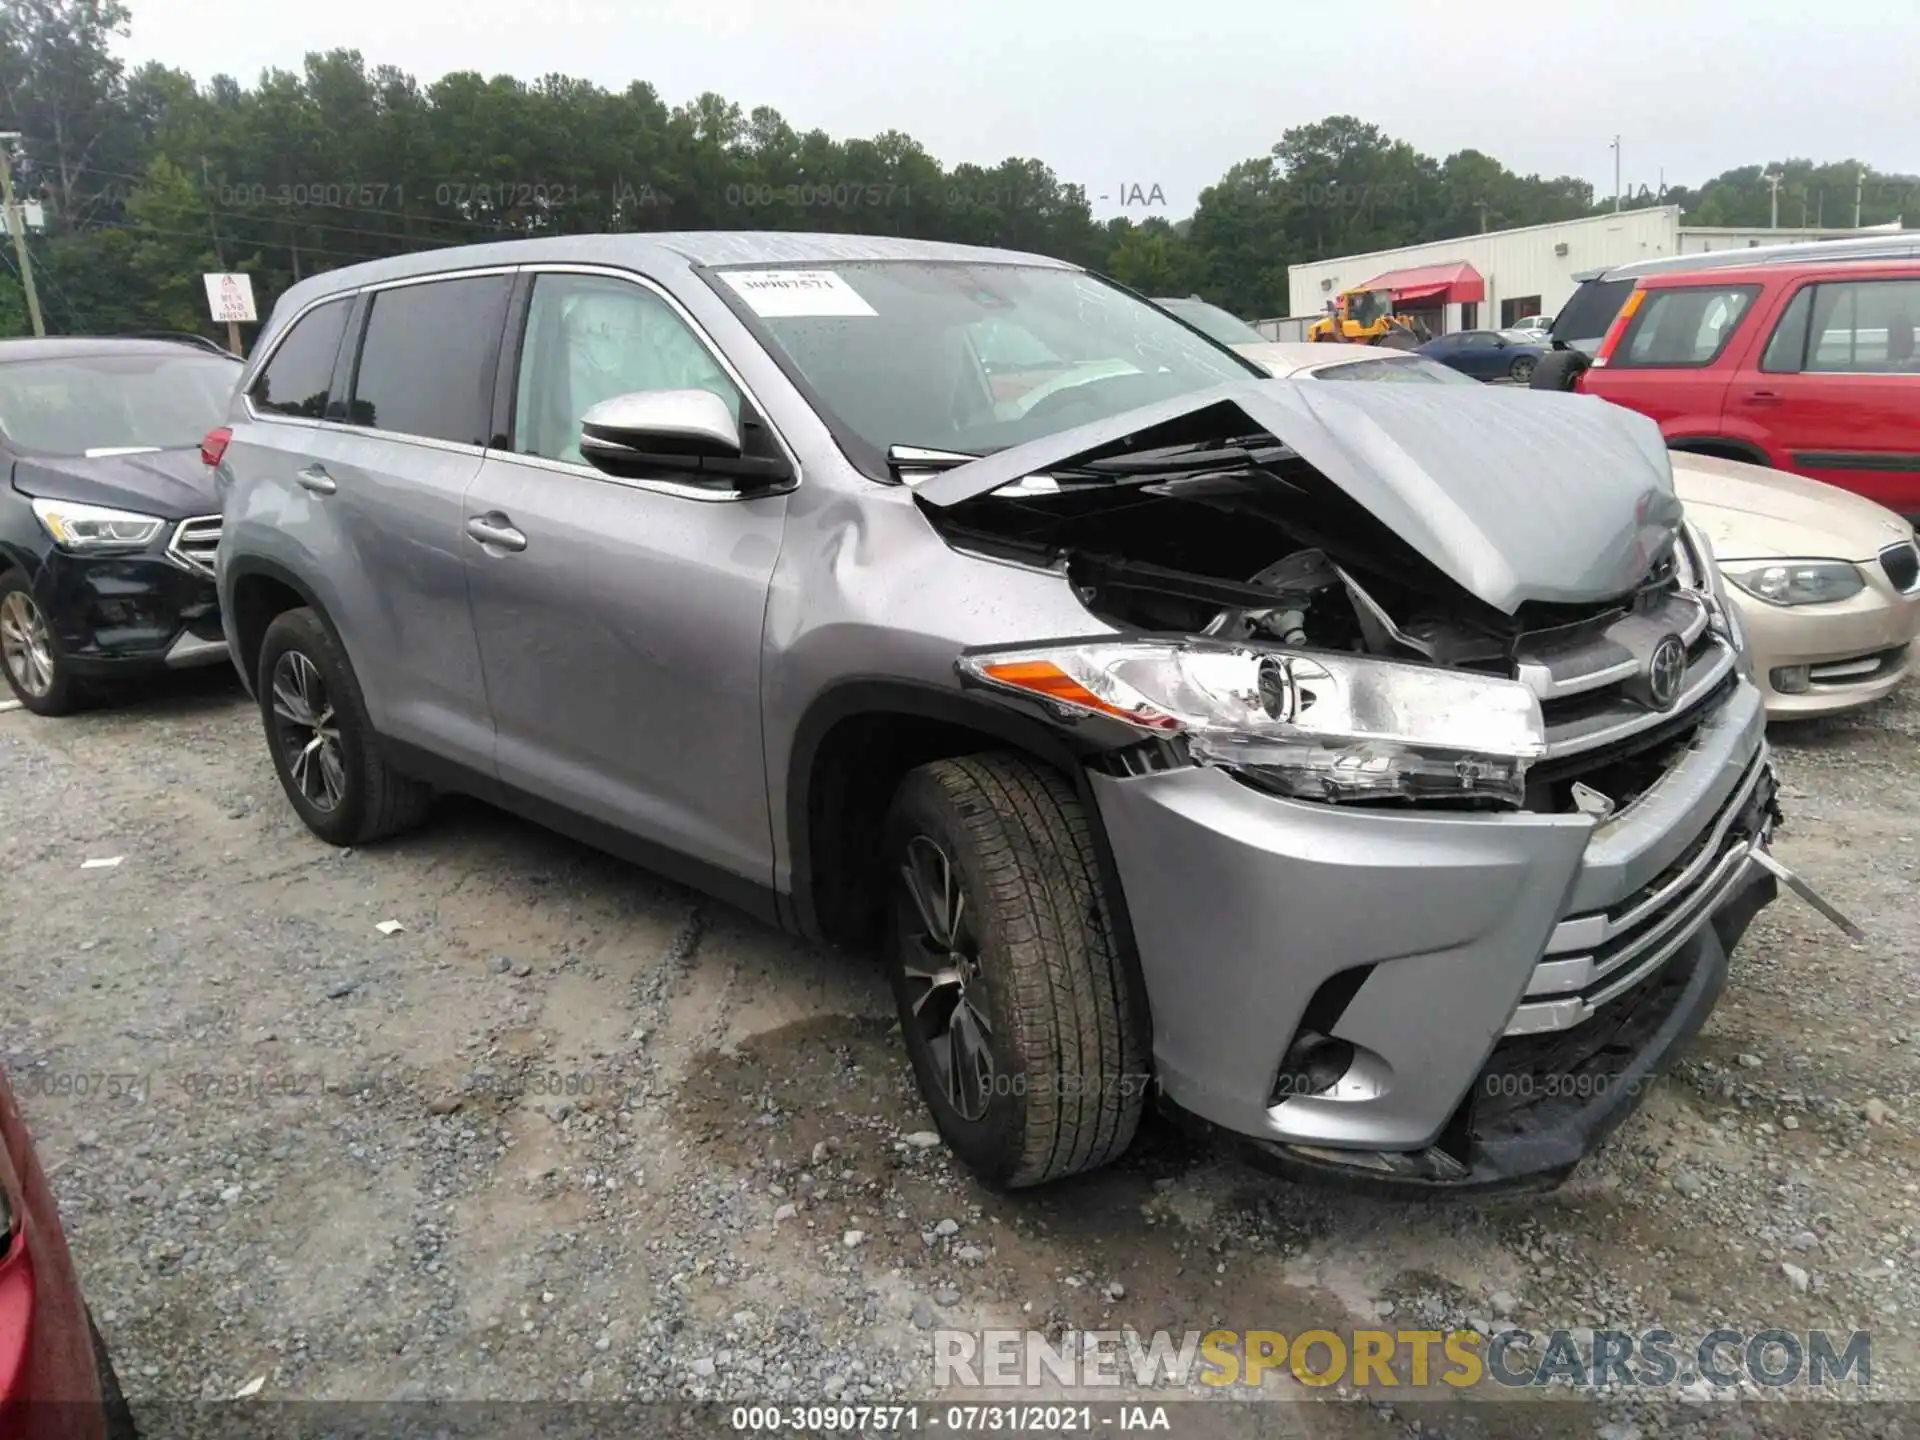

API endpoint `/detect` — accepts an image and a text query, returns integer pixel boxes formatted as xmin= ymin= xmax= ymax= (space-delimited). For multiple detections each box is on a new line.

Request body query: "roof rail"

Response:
xmin=114 ymin=331 xmax=238 ymax=356
xmin=1601 ymin=232 xmax=1920 ymax=281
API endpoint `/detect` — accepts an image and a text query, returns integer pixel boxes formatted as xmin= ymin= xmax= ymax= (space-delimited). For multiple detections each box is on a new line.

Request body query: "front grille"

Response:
xmin=166 ymin=515 xmax=221 ymax=578
xmin=1505 ymin=748 xmax=1773 ymax=1036
xmin=1881 ymin=540 xmax=1919 ymax=594
xmin=1507 ymin=534 xmax=1737 ymax=796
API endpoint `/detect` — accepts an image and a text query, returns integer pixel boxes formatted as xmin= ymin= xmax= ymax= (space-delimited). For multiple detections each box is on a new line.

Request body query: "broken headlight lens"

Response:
xmin=1721 ymin=560 xmax=1865 ymax=607
xmin=958 ymin=641 xmax=1546 ymax=806
xmin=1680 ymin=522 xmax=1746 ymax=657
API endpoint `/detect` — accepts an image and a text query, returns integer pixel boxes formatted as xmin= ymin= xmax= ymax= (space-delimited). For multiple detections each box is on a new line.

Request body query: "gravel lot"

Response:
xmin=3 ymin=670 xmax=1917 ymax=1438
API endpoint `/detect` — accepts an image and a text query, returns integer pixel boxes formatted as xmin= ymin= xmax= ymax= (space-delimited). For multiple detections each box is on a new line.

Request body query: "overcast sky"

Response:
xmin=116 ymin=0 xmax=1920 ymax=222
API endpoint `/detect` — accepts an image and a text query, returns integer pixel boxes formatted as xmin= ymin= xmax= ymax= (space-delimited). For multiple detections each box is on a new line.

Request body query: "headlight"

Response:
xmin=1721 ymin=560 xmax=1865 ymax=607
xmin=30 ymin=497 xmax=167 ymax=551
xmin=959 ymin=641 xmax=1546 ymax=806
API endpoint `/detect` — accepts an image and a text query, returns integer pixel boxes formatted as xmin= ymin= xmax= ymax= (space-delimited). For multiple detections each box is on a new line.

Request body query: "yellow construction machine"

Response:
xmin=1306 ymin=287 xmax=1431 ymax=348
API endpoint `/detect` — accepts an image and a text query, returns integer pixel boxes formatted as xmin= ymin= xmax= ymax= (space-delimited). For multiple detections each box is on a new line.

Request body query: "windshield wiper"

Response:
xmin=1076 ymin=432 xmax=1291 ymax=474
xmin=887 ymin=444 xmax=980 ymax=474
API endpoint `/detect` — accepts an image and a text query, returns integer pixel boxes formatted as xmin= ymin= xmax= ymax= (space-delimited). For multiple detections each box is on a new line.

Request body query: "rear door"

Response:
xmin=322 ymin=270 xmax=513 ymax=773
xmin=1585 ymin=281 xmax=1759 ymax=438
xmin=1734 ymin=273 xmax=1920 ymax=516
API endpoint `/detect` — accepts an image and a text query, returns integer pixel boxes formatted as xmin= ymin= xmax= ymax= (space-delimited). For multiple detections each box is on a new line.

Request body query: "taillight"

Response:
xmin=1591 ymin=288 xmax=1646 ymax=369
xmin=200 ymin=426 xmax=231 ymax=467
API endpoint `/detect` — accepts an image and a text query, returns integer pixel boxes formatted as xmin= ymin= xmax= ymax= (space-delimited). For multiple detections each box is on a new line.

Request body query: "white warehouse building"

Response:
xmin=1277 ymin=205 xmax=1908 ymax=337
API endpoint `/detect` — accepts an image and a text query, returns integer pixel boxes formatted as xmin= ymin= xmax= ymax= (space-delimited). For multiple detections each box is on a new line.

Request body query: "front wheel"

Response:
xmin=0 ymin=574 xmax=86 ymax=716
xmin=1508 ymin=354 xmax=1537 ymax=384
xmin=881 ymin=752 xmax=1149 ymax=1189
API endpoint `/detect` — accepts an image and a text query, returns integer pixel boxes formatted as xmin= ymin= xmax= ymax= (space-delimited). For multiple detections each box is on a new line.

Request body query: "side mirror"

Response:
xmin=578 ymin=389 xmax=790 ymax=489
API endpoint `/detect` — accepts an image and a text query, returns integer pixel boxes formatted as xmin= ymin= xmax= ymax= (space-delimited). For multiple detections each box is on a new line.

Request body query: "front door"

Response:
xmin=463 ymin=267 xmax=790 ymax=890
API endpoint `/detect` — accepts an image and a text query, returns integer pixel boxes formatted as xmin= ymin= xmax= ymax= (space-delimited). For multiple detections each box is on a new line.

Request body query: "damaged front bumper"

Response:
xmin=1089 ymin=673 xmax=1788 ymax=1196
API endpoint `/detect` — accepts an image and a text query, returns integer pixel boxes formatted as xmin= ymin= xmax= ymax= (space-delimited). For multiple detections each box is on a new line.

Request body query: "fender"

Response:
xmin=218 ymin=553 xmax=334 ymax=698
xmin=782 ymin=676 xmax=1153 ymax=1052
xmin=1665 ymin=433 xmax=1775 ymax=467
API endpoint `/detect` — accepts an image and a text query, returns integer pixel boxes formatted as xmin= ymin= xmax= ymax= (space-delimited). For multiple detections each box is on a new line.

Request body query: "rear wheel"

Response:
xmin=1529 ymin=348 xmax=1592 ymax=392
xmin=1507 ymin=353 xmax=1537 ymax=384
xmin=0 ymin=574 xmax=86 ymax=716
xmin=258 ymin=607 xmax=432 ymax=846
xmin=881 ymin=752 xmax=1149 ymax=1189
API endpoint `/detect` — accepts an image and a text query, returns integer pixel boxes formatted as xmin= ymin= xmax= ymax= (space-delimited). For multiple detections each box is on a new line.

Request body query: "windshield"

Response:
xmin=1346 ymin=290 xmax=1394 ymax=327
xmin=1312 ymin=355 xmax=1480 ymax=385
xmin=0 ymin=352 xmax=241 ymax=455
xmin=709 ymin=262 xmax=1257 ymax=472
xmin=1156 ymin=298 xmax=1266 ymax=346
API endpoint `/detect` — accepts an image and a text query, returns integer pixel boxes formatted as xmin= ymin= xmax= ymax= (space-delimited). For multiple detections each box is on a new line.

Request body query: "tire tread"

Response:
xmin=907 ymin=752 xmax=1146 ymax=1187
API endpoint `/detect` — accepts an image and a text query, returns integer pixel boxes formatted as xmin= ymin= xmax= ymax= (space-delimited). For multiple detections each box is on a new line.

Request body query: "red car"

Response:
xmin=1571 ymin=258 xmax=1920 ymax=519
xmin=1 ymin=1067 xmax=133 ymax=1439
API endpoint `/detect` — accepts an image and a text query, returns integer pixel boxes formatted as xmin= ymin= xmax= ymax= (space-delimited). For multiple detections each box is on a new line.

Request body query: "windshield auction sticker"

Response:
xmin=720 ymin=269 xmax=878 ymax=318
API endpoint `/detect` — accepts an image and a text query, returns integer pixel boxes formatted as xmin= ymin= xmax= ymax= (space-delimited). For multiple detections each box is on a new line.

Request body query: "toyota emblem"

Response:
xmin=1647 ymin=634 xmax=1687 ymax=709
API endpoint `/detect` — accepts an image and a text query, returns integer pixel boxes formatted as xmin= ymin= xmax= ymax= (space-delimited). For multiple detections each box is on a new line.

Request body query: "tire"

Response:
xmin=1529 ymin=348 xmax=1591 ymax=392
xmin=881 ymin=752 xmax=1149 ymax=1189
xmin=1507 ymin=353 xmax=1537 ymax=384
xmin=257 ymin=606 xmax=431 ymax=846
xmin=0 ymin=571 xmax=87 ymax=716
xmin=88 ymin=1307 xmax=138 ymax=1440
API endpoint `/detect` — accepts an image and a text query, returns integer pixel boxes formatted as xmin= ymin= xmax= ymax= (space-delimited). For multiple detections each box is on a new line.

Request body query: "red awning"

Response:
xmin=1357 ymin=261 xmax=1485 ymax=305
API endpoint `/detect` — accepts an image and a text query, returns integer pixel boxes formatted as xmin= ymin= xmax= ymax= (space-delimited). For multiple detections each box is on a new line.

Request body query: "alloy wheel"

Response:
xmin=270 ymin=650 xmax=347 ymax=812
xmin=0 ymin=591 xmax=55 ymax=699
xmin=898 ymin=834 xmax=996 ymax=1122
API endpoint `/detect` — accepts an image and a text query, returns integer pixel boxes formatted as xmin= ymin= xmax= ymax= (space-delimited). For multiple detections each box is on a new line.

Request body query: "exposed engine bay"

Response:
xmin=923 ymin=447 xmax=1672 ymax=673
xmin=921 ymin=441 xmax=1725 ymax=817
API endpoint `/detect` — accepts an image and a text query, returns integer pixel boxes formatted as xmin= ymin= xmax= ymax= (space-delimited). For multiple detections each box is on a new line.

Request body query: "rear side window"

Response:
xmin=1615 ymin=285 xmax=1758 ymax=368
xmin=1551 ymin=277 xmax=1634 ymax=351
xmin=252 ymin=297 xmax=350 ymax=418
xmin=347 ymin=275 xmax=513 ymax=444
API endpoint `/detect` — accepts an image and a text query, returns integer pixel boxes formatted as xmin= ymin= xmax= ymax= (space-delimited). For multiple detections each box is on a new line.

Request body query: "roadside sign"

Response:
xmin=203 ymin=272 xmax=256 ymax=324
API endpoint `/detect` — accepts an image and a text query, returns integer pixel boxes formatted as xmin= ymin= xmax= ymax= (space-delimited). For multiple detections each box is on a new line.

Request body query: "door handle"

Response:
xmin=1741 ymin=390 xmax=1783 ymax=406
xmin=296 ymin=464 xmax=337 ymax=495
xmin=465 ymin=514 xmax=527 ymax=552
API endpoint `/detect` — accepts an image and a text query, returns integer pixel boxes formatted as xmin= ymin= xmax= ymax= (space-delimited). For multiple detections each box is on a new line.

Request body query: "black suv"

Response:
xmin=0 ymin=336 xmax=242 ymax=713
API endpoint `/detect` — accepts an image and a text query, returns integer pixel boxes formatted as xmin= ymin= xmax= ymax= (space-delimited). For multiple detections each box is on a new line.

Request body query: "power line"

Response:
xmin=29 ymin=155 xmax=597 ymax=246
xmin=70 ymin=216 xmax=393 ymax=265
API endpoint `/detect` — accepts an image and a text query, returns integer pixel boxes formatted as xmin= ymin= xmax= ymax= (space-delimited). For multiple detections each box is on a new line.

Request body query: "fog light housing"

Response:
xmin=1272 ymin=1032 xmax=1356 ymax=1102
xmin=1770 ymin=664 xmax=1812 ymax=694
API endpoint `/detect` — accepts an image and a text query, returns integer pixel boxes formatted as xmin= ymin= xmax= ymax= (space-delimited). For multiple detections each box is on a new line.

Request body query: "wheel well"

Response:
xmin=229 ymin=574 xmax=309 ymax=689
xmin=1668 ymin=437 xmax=1769 ymax=466
xmin=802 ymin=711 xmax=1057 ymax=947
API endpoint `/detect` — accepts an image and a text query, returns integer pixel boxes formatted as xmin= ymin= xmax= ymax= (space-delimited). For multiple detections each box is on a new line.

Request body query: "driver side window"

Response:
xmin=513 ymin=273 xmax=741 ymax=465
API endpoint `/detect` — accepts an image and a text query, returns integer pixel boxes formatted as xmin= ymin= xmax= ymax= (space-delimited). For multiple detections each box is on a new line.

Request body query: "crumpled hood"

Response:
xmin=1670 ymin=451 xmax=1916 ymax=562
xmin=913 ymin=378 xmax=1683 ymax=614
xmin=10 ymin=447 xmax=219 ymax=519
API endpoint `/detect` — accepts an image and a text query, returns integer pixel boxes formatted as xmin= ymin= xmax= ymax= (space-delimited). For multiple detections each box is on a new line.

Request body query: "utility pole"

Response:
xmin=1611 ymin=136 xmax=1621 ymax=212
xmin=199 ymin=156 xmax=227 ymax=267
xmin=0 ymin=134 xmax=47 ymax=337
xmin=1764 ymin=171 xmax=1782 ymax=229
xmin=1855 ymin=168 xmax=1864 ymax=227
xmin=1476 ymin=199 xmax=1490 ymax=233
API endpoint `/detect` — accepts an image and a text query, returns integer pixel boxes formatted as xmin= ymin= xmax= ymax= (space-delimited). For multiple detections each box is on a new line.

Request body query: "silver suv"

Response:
xmin=213 ymin=233 xmax=1781 ymax=1195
